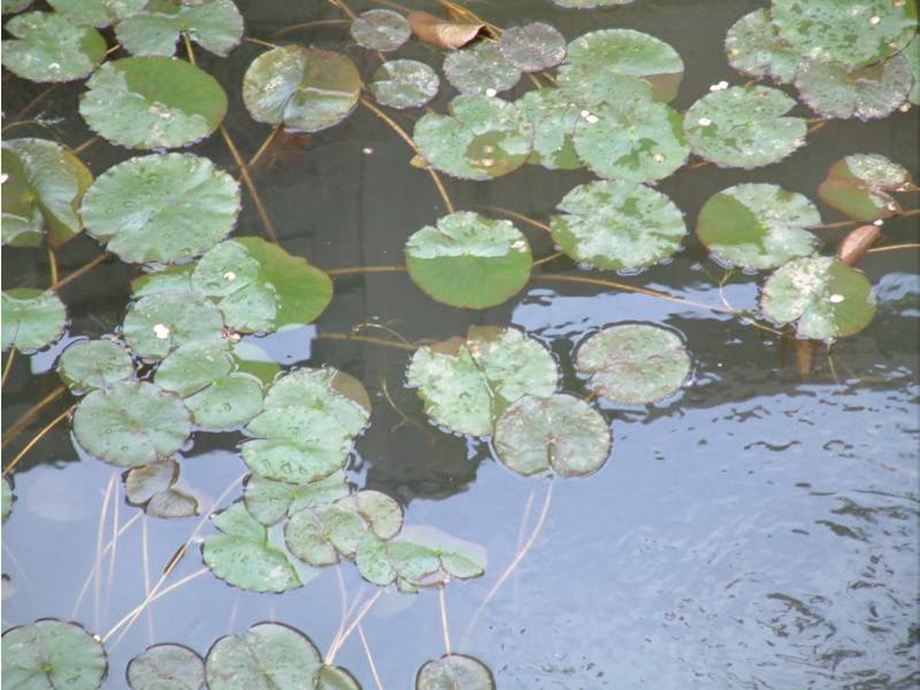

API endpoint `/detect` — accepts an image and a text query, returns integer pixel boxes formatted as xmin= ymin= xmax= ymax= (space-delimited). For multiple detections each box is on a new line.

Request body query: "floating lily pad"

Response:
xmin=498 ymin=22 xmax=566 ymax=72
xmin=356 ymin=531 xmax=395 ymax=585
xmin=128 ymin=644 xmax=205 ymax=690
xmin=2 ymin=288 xmax=67 ymax=353
xmin=817 ymin=153 xmax=914 ymax=221
xmin=407 ymin=326 xmax=558 ymax=436
xmin=1 ymin=619 xmax=107 ymax=690
xmin=760 ymin=256 xmax=878 ymax=341
xmin=2 ymin=138 xmax=94 ymax=248
xmin=683 ymin=86 xmax=806 ymax=168
xmin=1 ymin=12 xmax=106 ymax=82
xmin=125 ymin=457 xmax=199 ymax=519
xmin=350 ymin=9 xmax=410 ymax=51
xmin=155 ymin=341 xmax=233 ymax=397
xmin=557 ymin=61 xmax=652 ymax=108
xmin=696 ymin=183 xmax=821 ymax=270
xmin=80 ymin=57 xmax=228 ymax=149
xmin=116 ymin=0 xmax=244 ymax=57
xmin=550 ymin=180 xmax=686 ymax=270
xmin=186 ymin=372 xmax=264 ymax=431
xmin=388 ymin=525 xmax=486 ymax=587
xmin=369 ymin=59 xmax=440 ymax=109
xmin=724 ymin=8 xmax=798 ymax=84
xmin=905 ymin=35 xmax=919 ymax=105
xmin=405 ymin=211 xmax=532 ymax=309
xmin=416 ymin=654 xmax=495 ymax=690
xmin=516 ymin=87 xmax=581 ymax=170
xmin=57 ymin=339 xmax=134 ymax=394
xmin=132 ymin=264 xmax=195 ymax=297
xmin=231 ymin=340 xmax=282 ymax=388
xmin=575 ymin=323 xmax=692 ymax=405
xmin=413 ymin=95 xmax=534 ymax=181
xmin=2 ymin=477 xmax=13 ymax=523
xmin=72 ymin=380 xmax=191 ymax=467
xmin=493 ymin=394 xmax=611 ymax=477
xmin=122 ymin=292 xmax=226 ymax=360
xmin=795 ymin=55 xmax=913 ymax=120
xmin=443 ymin=41 xmax=521 ymax=95
xmin=318 ymin=665 xmax=361 ymax=690
xmin=81 ymin=153 xmax=240 ymax=264
xmin=244 ymin=471 xmax=349 ymax=526
xmin=242 ymin=46 xmax=361 ymax=133
xmin=48 ymin=0 xmax=146 ymax=28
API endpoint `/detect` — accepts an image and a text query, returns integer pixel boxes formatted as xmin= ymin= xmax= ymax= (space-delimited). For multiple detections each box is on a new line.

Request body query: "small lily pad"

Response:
xmin=127 ymin=644 xmax=205 ymax=690
xmin=683 ymin=86 xmax=806 ymax=168
xmin=575 ymin=323 xmax=692 ymax=405
xmin=369 ymin=59 xmax=440 ymax=110
xmin=132 ymin=264 xmax=195 ymax=297
xmin=57 ymin=339 xmax=135 ymax=394
xmin=244 ymin=471 xmax=349 ymax=526
xmin=760 ymin=256 xmax=878 ymax=341
xmin=416 ymin=654 xmax=495 ymax=690
xmin=125 ymin=457 xmax=199 ymax=519
xmin=242 ymin=45 xmax=361 ymax=133
xmin=116 ymin=0 xmax=244 ymax=57
xmin=516 ymin=87 xmax=582 ymax=170
xmin=1 ymin=12 xmax=107 ymax=82
xmin=498 ymin=22 xmax=566 ymax=72
xmin=2 ymin=288 xmax=67 ymax=353
xmin=1 ymin=619 xmax=107 ymax=690
xmin=2 ymin=477 xmax=14 ymax=523
xmin=724 ymin=8 xmax=798 ymax=84
xmin=443 ymin=41 xmax=521 ymax=96
xmin=186 ymin=372 xmax=264 ymax=431
xmin=696 ymin=183 xmax=821 ymax=270
xmin=154 ymin=341 xmax=233 ymax=397
xmin=122 ymin=292 xmax=226 ymax=360
xmin=350 ymin=9 xmax=410 ymax=51
xmin=356 ymin=531 xmax=396 ymax=585
xmin=493 ymin=394 xmax=611 ymax=477
xmin=388 ymin=525 xmax=486 ymax=586
xmin=405 ymin=211 xmax=532 ymax=309
xmin=48 ymin=0 xmax=146 ymax=28
xmin=795 ymin=55 xmax=913 ymax=120
xmin=817 ymin=153 xmax=914 ymax=221
xmin=550 ymin=180 xmax=687 ymax=270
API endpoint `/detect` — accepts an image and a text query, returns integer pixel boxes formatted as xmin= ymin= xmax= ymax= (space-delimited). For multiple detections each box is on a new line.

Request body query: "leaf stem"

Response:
xmin=14 ymin=83 xmax=59 ymax=118
xmin=866 ymin=242 xmax=920 ymax=254
xmin=274 ymin=19 xmax=351 ymax=38
xmin=1 ymin=384 xmax=68 ymax=448
xmin=243 ymin=36 xmax=279 ymax=49
xmin=439 ymin=584 xmax=452 ymax=655
xmin=532 ymin=251 xmax=565 ymax=266
xmin=357 ymin=624 xmax=384 ymax=690
xmin=51 ymin=252 xmax=111 ymax=292
xmin=326 ymin=265 xmax=406 ymax=276
xmin=248 ymin=126 xmax=280 ymax=168
xmin=2 ymin=404 xmax=75 ymax=478
xmin=72 ymin=136 xmax=99 ymax=155
xmin=47 ymin=247 xmax=59 ymax=285
xmin=476 ymin=205 xmax=551 ymax=232
xmin=318 ymin=331 xmax=417 ymax=351
xmin=182 ymin=34 xmax=196 ymax=65
xmin=326 ymin=588 xmax=385 ymax=664
xmin=1 ymin=350 xmax=16 ymax=389
xmin=327 ymin=0 xmax=358 ymax=19
xmin=219 ymin=125 xmax=279 ymax=244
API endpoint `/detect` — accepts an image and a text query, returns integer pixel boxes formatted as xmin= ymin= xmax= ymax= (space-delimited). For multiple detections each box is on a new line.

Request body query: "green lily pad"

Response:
xmin=516 ymin=87 xmax=582 ymax=170
xmin=2 ymin=138 xmax=94 ymax=248
xmin=443 ymin=42 xmax=521 ymax=96
xmin=550 ymin=180 xmax=687 ymax=270
xmin=369 ymin=59 xmax=440 ymax=110
xmin=356 ymin=531 xmax=396 ymax=585
xmin=817 ymin=153 xmax=914 ymax=221
xmin=696 ymin=183 xmax=821 ymax=270
xmin=1 ymin=12 xmax=106 ymax=83
xmin=388 ymin=525 xmax=486 ymax=587
xmin=557 ymin=61 xmax=652 ymax=109
xmin=81 ymin=153 xmax=240 ymax=264
xmin=127 ymin=644 xmax=205 ymax=690
xmin=724 ymin=8 xmax=798 ymax=84
xmin=2 ymin=288 xmax=67 ymax=353
xmin=498 ymin=22 xmax=566 ymax=72
xmin=283 ymin=508 xmax=342 ymax=566
xmin=771 ymin=0 xmax=917 ymax=70
xmin=202 ymin=503 xmax=302 ymax=592
xmin=905 ymin=35 xmax=919 ymax=105
xmin=405 ymin=211 xmax=532 ymax=309
xmin=1 ymin=619 xmax=107 ymax=690
xmin=242 ymin=45 xmax=361 ymax=133
xmin=116 ymin=0 xmax=244 ymax=57
xmin=80 ymin=57 xmax=228 ymax=149
xmin=575 ymin=323 xmax=692 ymax=405
xmin=407 ymin=326 xmax=558 ymax=437
xmin=317 ymin=665 xmax=361 ymax=690
xmin=72 ymin=380 xmax=192 ymax=467
xmin=125 ymin=457 xmax=199 ymax=519
xmin=760 ymin=256 xmax=878 ymax=341
xmin=494 ymin=394 xmax=611 ymax=477
xmin=244 ymin=471 xmax=349 ymax=526
xmin=131 ymin=264 xmax=195 ymax=297
xmin=155 ymin=341 xmax=233 ymax=397
xmin=413 ymin=94 xmax=534 ymax=181
xmin=683 ymin=86 xmax=807 ymax=168
xmin=186 ymin=372 xmax=264 ymax=431
xmin=416 ymin=654 xmax=495 ymax=690
xmin=262 ymin=367 xmax=370 ymax=433
xmin=122 ymin=292 xmax=226 ymax=360
xmin=57 ymin=339 xmax=135 ymax=394
xmin=48 ymin=0 xmax=146 ymax=28
xmin=2 ymin=477 xmax=14 ymax=523
xmin=795 ymin=55 xmax=913 ymax=120
xmin=350 ymin=9 xmax=410 ymax=51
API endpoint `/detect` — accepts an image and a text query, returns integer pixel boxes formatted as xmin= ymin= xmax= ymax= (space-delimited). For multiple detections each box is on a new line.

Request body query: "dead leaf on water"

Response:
xmin=408 ymin=11 xmax=483 ymax=50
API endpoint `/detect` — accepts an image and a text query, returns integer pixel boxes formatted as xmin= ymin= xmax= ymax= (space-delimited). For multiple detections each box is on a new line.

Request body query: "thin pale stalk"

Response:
xmin=248 ymin=126 xmax=280 ymax=168
xmin=477 ymin=205 xmax=551 ymax=232
xmin=183 ymin=34 xmax=196 ymax=65
xmin=47 ymin=247 xmax=59 ymax=286
xmin=2 ymin=405 xmax=75 ymax=477
xmin=809 ymin=219 xmax=858 ymax=230
xmin=319 ymin=332 xmax=417 ymax=351
xmin=866 ymin=243 xmax=920 ymax=253
xmin=243 ymin=36 xmax=278 ymax=49
xmin=71 ymin=512 xmax=143 ymax=619
xmin=51 ymin=253 xmax=111 ymax=292
xmin=326 ymin=588 xmax=385 ymax=664
xmin=358 ymin=624 xmax=384 ymax=690
xmin=439 ymin=584 xmax=452 ymax=655
xmin=275 ymin=19 xmax=351 ymax=37
xmin=141 ymin=516 xmax=155 ymax=642
xmin=1 ymin=385 xmax=67 ymax=450
xmin=220 ymin=125 xmax=279 ymax=243
xmin=15 ymin=84 xmax=58 ymax=117
xmin=328 ymin=0 xmax=358 ymax=19
xmin=327 ymin=265 xmax=406 ymax=276
xmin=2 ymin=350 xmax=15 ymax=389
xmin=72 ymin=136 xmax=99 ymax=155
xmin=105 ymin=479 xmax=122 ymax=622
xmin=533 ymin=252 xmax=564 ymax=267
xmin=94 ymin=474 xmax=117 ymax=632
xmin=330 ymin=581 xmax=369 ymax=659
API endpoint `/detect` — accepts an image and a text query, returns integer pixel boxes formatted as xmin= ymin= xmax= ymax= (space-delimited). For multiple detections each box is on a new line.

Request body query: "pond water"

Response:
xmin=2 ymin=0 xmax=919 ymax=688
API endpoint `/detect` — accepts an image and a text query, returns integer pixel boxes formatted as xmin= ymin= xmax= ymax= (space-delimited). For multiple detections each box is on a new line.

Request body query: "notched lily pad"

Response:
xmin=498 ymin=22 xmax=566 ymax=72
xmin=2 ymin=288 xmax=67 ymax=353
xmin=127 ymin=643 xmax=205 ymax=690
xmin=1 ymin=11 xmax=107 ymax=82
xmin=48 ymin=0 xmax=146 ymax=28
xmin=369 ymin=59 xmax=440 ymax=109
xmin=122 ymin=292 xmax=226 ymax=360
xmin=350 ymin=9 xmax=410 ymax=51
xmin=1 ymin=619 xmax=107 ymax=690
xmin=57 ymin=339 xmax=134 ymax=394
xmin=116 ymin=0 xmax=244 ymax=57
xmin=724 ymin=8 xmax=798 ymax=84
xmin=186 ymin=372 xmax=264 ymax=431
xmin=244 ymin=471 xmax=349 ymax=526
xmin=817 ymin=153 xmax=914 ymax=221
xmin=416 ymin=653 xmax=495 ymax=690
xmin=796 ymin=55 xmax=913 ymax=120
xmin=443 ymin=41 xmax=521 ymax=96
xmin=154 ymin=341 xmax=233 ymax=397
xmin=125 ymin=457 xmax=198 ymax=519
xmin=388 ymin=525 xmax=486 ymax=587
xmin=516 ymin=87 xmax=582 ymax=170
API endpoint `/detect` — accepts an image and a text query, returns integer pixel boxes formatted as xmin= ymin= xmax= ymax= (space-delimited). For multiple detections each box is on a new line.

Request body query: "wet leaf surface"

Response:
xmin=122 ymin=292 xmax=226 ymax=361
xmin=205 ymin=622 xmax=321 ymax=687
xmin=116 ymin=0 xmax=244 ymax=57
xmin=57 ymin=338 xmax=134 ymax=394
xmin=48 ymin=0 xmax=145 ymax=28
xmin=369 ymin=59 xmax=440 ymax=110
xmin=724 ymin=8 xmax=798 ymax=84
xmin=516 ymin=87 xmax=582 ymax=170
xmin=1 ymin=288 xmax=67 ymax=353
xmin=244 ymin=471 xmax=349 ymax=526
xmin=407 ymin=10 xmax=482 ymax=50
xmin=388 ymin=525 xmax=486 ymax=586
xmin=498 ymin=22 xmax=565 ymax=72
xmin=443 ymin=41 xmax=521 ymax=95
xmin=416 ymin=653 xmax=495 ymax=690
xmin=1 ymin=11 xmax=107 ymax=82
xmin=1 ymin=619 xmax=107 ymax=690
xmin=817 ymin=153 xmax=914 ymax=221
xmin=350 ymin=9 xmax=410 ymax=52
xmin=127 ymin=643 xmax=205 ymax=690
xmin=125 ymin=457 xmax=199 ymax=519
xmin=795 ymin=55 xmax=913 ymax=120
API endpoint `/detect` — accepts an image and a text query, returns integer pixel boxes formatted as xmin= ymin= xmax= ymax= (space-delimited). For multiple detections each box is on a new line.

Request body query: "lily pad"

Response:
xmin=81 ymin=153 xmax=240 ymax=265
xmin=405 ymin=211 xmax=532 ymax=309
xmin=683 ymin=86 xmax=806 ymax=168
xmin=795 ymin=55 xmax=913 ymax=120
xmin=350 ymin=9 xmax=410 ymax=51
xmin=498 ymin=22 xmax=566 ymax=72
xmin=724 ymin=8 xmax=798 ymax=84
xmin=2 ymin=477 xmax=14 ymax=523
xmin=57 ymin=339 xmax=135 ymax=394
xmin=696 ymin=183 xmax=821 ymax=270
xmin=443 ymin=42 xmax=521 ymax=96
xmin=1 ymin=619 xmax=107 ymax=690
xmin=125 ymin=457 xmax=199 ymax=519
xmin=205 ymin=623 xmax=323 ymax=689
xmin=905 ymin=35 xmax=919 ymax=105
xmin=1 ymin=288 xmax=67 ymax=353
xmin=388 ymin=525 xmax=486 ymax=587
xmin=413 ymin=94 xmax=534 ymax=181
xmin=817 ymin=153 xmax=914 ymax=221
xmin=369 ymin=59 xmax=440 ymax=109
xmin=1 ymin=12 xmax=106 ymax=83
xmin=244 ymin=471 xmax=350 ymax=526
xmin=80 ymin=57 xmax=228 ymax=149
xmin=318 ymin=665 xmax=361 ymax=690
xmin=516 ymin=87 xmax=582 ymax=170
xmin=132 ymin=264 xmax=196 ymax=297
xmin=2 ymin=138 xmax=94 ymax=248
xmin=48 ymin=0 xmax=146 ymax=28
xmin=116 ymin=0 xmax=244 ymax=57
xmin=356 ymin=531 xmax=396 ymax=585
xmin=242 ymin=46 xmax=361 ymax=133
xmin=186 ymin=372 xmax=264 ymax=431
xmin=154 ymin=341 xmax=234 ymax=397
xmin=557 ymin=61 xmax=653 ymax=108
xmin=493 ymin=394 xmax=612 ymax=477
xmin=122 ymin=292 xmax=226 ymax=360
xmin=127 ymin=644 xmax=205 ymax=690
xmin=407 ymin=326 xmax=558 ymax=437
xmin=416 ymin=654 xmax=495 ymax=690
xmin=760 ymin=256 xmax=877 ymax=341
xmin=550 ymin=180 xmax=687 ymax=270
xmin=72 ymin=380 xmax=191 ymax=467
xmin=575 ymin=323 xmax=692 ymax=404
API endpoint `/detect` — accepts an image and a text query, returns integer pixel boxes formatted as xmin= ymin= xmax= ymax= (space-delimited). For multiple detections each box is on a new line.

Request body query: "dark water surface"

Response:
xmin=2 ymin=1 xmax=918 ymax=688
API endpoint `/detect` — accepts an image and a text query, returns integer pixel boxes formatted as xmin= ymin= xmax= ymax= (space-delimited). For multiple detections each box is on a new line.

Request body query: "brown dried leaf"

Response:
xmin=408 ymin=11 xmax=483 ymax=50
xmin=836 ymin=224 xmax=881 ymax=266
xmin=794 ymin=339 xmax=815 ymax=377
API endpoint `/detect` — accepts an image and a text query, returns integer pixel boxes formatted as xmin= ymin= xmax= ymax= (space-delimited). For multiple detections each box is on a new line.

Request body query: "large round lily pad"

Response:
xmin=817 ymin=153 xmax=914 ymax=221
xmin=115 ymin=0 xmax=244 ymax=57
xmin=57 ymin=339 xmax=134 ymax=394
xmin=1 ymin=11 xmax=106 ymax=82
xmin=760 ymin=256 xmax=877 ymax=341
xmin=350 ymin=9 xmax=410 ymax=51
xmin=128 ymin=644 xmax=205 ymax=690
xmin=498 ymin=22 xmax=566 ymax=72
xmin=557 ymin=61 xmax=652 ymax=109
xmin=154 ymin=341 xmax=233 ymax=397
xmin=724 ymin=8 xmax=798 ymax=84
xmin=122 ymin=292 xmax=226 ymax=360
xmin=795 ymin=55 xmax=913 ymax=120
xmin=80 ymin=57 xmax=228 ymax=149
xmin=369 ymin=59 xmax=440 ymax=110
xmin=416 ymin=654 xmax=495 ymax=690
xmin=48 ymin=0 xmax=146 ymax=28
xmin=443 ymin=41 xmax=521 ymax=96
xmin=1 ymin=288 xmax=67 ymax=353
xmin=550 ymin=180 xmax=686 ymax=270
xmin=516 ymin=87 xmax=582 ymax=170
xmin=2 ymin=619 xmax=107 ymax=690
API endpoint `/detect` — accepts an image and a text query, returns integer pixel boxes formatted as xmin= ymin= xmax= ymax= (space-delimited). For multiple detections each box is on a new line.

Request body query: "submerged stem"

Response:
xmin=327 ymin=264 xmax=406 ymax=276
xmin=248 ymin=126 xmax=280 ymax=168
xmin=51 ymin=252 xmax=111 ymax=292
xmin=2 ymin=405 xmax=75 ymax=477
xmin=274 ymin=19 xmax=351 ymax=37
xmin=439 ymin=584 xmax=452 ymax=655
xmin=1 ymin=385 xmax=68 ymax=449
xmin=47 ymin=247 xmax=59 ymax=285
xmin=243 ymin=36 xmax=278 ymax=49
xmin=1 ymin=350 xmax=15 ymax=389
xmin=477 ymin=205 xmax=552 ymax=233
xmin=220 ymin=125 xmax=279 ymax=244
xmin=72 ymin=136 xmax=99 ymax=155
xmin=318 ymin=331 xmax=417 ymax=351
xmin=326 ymin=588 xmax=385 ymax=664
xmin=865 ymin=242 xmax=920 ymax=254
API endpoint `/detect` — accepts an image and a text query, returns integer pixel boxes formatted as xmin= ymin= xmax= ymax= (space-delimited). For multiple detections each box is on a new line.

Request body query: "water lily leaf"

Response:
xmin=2 ymin=477 xmax=14 ymax=523
xmin=407 ymin=10 xmax=482 ymax=50
xmin=550 ymin=180 xmax=686 ymax=270
xmin=443 ymin=42 xmax=521 ymax=96
xmin=1 ymin=619 xmax=107 ymax=690
xmin=242 ymin=46 xmax=361 ymax=133
xmin=284 ymin=507 xmax=342 ymax=566
xmin=202 ymin=503 xmax=302 ymax=592
xmin=771 ymin=0 xmax=917 ymax=70
xmin=405 ymin=211 xmax=532 ymax=309
xmin=356 ymin=530 xmax=396 ymax=585
xmin=81 ymin=153 xmax=240 ymax=264
xmin=557 ymin=61 xmax=652 ymax=108
xmin=186 ymin=372 xmax=264 ymax=431
xmin=416 ymin=654 xmax=495 ymax=690
xmin=132 ymin=264 xmax=195 ymax=297
xmin=413 ymin=94 xmax=533 ymax=180
xmin=125 ymin=457 xmax=199 ymax=518
xmin=498 ymin=22 xmax=566 ymax=72
xmin=696 ymin=183 xmax=821 ymax=270
xmin=347 ymin=490 xmax=403 ymax=540
xmin=127 ymin=644 xmax=205 ymax=690
xmin=48 ymin=0 xmax=146 ymax=28
xmin=1 ymin=288 xmax=67 ymax=353
xmin=407 ymin=326 xmax=558 ymax=437
xmin=205 ymin=623 xmax=321 ymax=689
xmin=317 ymin=665 xmax=361 ymax=690
xmin=155 ymin=341 xmax=233 ymax=397
xmin=724 ymin=8 xmax=798 ymax=84
xmin=817 ymin=153 xmax=914 ymax=221
xmin=905 ymin=35 xmax=919 ymax=105
xmin=575 ymin=323 xmax=692 ymax=405
xmin=388 ymin=525 xmax=486 ymax=586
xmin=573 ymin=98 xmax=689 ymax=182
xmin=57 ymin=339 xmax=134 ymax=394
xmin=796 ymin=54 xmax=913 ymax=120
xmin=2 ymin=138 xmax=94 ymax=248
xmin=551 ymin=0 xmax=633 ymax=6
xmin=72 ymin=381 xmax=192 ymax=467
xmin=231 ymin=340 xmax=282 ymax=387
xmin=350 ymin=9 xmax=410 ymax=51
xmin=262 ymin=368 xmax=370 ymax=433
xmin=1 ymin=12 xmax=106 ymax=82
xmin=244 ymin=471 xmax=349 ymax=526
xmin=122 ymin=292 xmax=226 ymax=360
xmin=516 ymin=87 xmax=582 ymax=170
xmin=760 ymin=256 xmax=877 ymax=341
xmin=116 ymin=0 xmax=243 ymax=57
xmin=369 ymin=59 xmax=440 ymax=110
xmin=683 ymin=86 xmax=806 ymax=168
